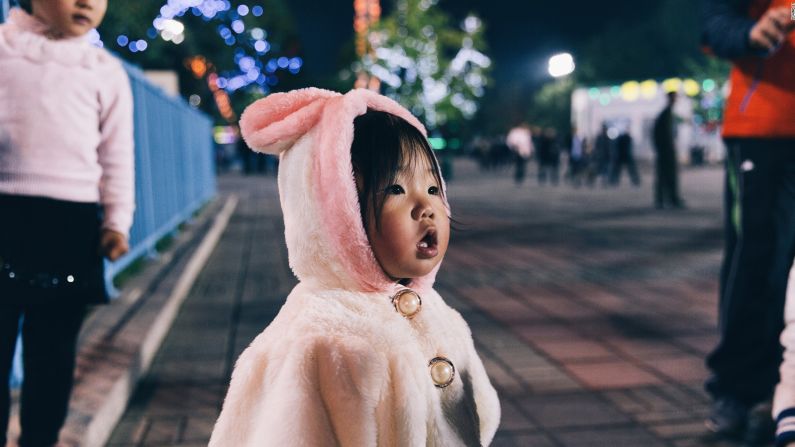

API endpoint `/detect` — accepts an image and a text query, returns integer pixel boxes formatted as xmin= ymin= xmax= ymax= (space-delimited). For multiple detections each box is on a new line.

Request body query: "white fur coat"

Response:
xmin=208 ymin=88 xmax=501 ymax=446
xmin=772 ymin=262 xmax=795 ymax=442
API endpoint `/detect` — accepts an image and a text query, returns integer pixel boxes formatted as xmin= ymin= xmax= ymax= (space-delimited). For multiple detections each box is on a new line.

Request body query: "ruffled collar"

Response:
xmin=0 ymin=8 xmax=107 ymax=68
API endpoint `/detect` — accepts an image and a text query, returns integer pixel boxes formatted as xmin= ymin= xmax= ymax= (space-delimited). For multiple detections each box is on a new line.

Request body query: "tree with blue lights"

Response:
xmin=99 ymin=0 xmax=304 ymax=122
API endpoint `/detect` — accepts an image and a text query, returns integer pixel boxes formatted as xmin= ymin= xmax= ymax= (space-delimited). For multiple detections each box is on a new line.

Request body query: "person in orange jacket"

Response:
xmin=701 ymin=0 xmax=795 ymax=444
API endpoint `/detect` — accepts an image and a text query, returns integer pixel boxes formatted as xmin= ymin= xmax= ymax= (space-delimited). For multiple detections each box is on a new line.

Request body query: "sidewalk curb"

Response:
xmin=77 ymin=194 xmax=237 ymax=447
xmin=139 ymin=194 xmax=238 ymax=378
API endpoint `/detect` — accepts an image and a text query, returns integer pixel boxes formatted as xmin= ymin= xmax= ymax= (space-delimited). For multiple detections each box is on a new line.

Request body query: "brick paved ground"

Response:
xmin=107 ymin=160 xmax=746 ymax=447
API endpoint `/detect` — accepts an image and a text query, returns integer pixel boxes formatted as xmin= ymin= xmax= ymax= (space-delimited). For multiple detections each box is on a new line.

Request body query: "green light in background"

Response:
xmin=702 ymin=79 xmax=716 ymax=93
xmin=610 ymin=86 xmax=621 ymax=97
xmin=588 ymin=88 xmax=600 ymax=99
xmin=428 ymin=137 xmax=446 ymax=150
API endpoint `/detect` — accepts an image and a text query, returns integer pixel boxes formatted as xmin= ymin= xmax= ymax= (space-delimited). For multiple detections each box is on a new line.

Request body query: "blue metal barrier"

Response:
xmin=107 ymin=62 xmax=217 ymax=283
xmin=10 ymin=62 xmax=217 ymax=388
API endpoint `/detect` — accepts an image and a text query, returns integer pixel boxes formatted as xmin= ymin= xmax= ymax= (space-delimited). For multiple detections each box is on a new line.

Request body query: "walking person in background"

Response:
xmin=0 ymin=1 xmax=135 ymax=446
xmin=588 ymin=123 xmax=612 ymax=187
xmin=653 ymin=91 xmax=686 ymax=209
xmin=701 ymin=0 xmax=795 ymax=444
xmin=566 ymin=127 xmax=587 ymax=187
xmin=608 ymin=131 xmax=641 ymax=187
xmin=506 ymin=122 xmax=534 ymax=185
xmin=537 ymin=127 xmax=560 ymax=185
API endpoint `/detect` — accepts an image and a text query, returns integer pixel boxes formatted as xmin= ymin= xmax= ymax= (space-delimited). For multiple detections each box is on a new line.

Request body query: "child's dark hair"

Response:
xmin=351 ymin=110 xmax=445 ymax=231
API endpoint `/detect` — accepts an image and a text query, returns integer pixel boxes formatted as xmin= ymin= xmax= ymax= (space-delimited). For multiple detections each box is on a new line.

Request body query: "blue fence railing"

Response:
xmin=108 ymin=62 xmax=217 ymax=283
xmin=0 ymin=1 xmax=8 ymax=23
xmin=10 ymin=62 xmax=217 ymax=387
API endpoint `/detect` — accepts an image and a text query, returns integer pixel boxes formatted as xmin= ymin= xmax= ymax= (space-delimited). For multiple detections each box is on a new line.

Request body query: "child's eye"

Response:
xmin=428 ymin=186 xmax=440 ymax=195
xmin=385 ymin=185 xmax=405 ymax=194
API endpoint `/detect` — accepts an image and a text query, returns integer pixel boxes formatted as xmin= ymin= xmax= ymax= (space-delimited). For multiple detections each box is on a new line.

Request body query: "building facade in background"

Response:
xmin=571 ymin=78 xmax=727 ymax=163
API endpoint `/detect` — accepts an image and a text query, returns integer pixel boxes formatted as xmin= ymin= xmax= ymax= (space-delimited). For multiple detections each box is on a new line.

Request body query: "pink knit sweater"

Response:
xmin=0 ymin=8 xmax=135 ymax=236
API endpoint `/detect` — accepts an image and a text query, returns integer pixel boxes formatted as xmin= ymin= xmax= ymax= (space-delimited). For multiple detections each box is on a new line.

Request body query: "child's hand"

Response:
xmin=100 ymin=229 xmax=129 ymax=261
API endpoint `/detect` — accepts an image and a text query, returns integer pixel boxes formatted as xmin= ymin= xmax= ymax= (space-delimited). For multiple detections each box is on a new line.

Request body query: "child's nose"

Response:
xmin=412 ymin=199 xmax=434 ymax=220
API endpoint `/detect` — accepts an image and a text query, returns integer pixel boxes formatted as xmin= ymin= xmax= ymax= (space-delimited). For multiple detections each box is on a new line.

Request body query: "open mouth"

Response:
xmin=417 ymin=228 xmax=439 ymax=258
xmin=72 ymin=14 xmax=92 ymax=26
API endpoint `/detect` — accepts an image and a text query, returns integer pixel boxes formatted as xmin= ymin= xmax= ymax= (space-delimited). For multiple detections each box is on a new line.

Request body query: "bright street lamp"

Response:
xmin=548 ymin=52 xmax=575 ymax=78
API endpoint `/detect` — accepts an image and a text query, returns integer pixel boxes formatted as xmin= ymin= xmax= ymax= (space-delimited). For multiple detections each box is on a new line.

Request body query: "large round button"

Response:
xmin=428 ymin=357 xmax=455 ymax=388
xmin=392 ymin=289 xmax=422 ymax=318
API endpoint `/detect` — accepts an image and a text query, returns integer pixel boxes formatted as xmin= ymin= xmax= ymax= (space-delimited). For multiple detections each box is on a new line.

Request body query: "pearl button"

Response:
xmin=392 ymin=289 xmax=422 ymax=318
xmin=429 ymin=357 xmax=455 ymax=388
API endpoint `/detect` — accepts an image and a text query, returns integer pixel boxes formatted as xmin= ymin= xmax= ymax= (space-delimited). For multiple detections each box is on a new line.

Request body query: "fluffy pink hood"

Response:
xmin=240 ymin=88 xmax=446 ymax=293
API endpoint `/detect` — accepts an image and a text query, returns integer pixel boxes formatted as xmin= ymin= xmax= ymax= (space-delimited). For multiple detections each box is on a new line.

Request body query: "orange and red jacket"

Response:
xmin=702 ymin=0 xmax=795 ymax=138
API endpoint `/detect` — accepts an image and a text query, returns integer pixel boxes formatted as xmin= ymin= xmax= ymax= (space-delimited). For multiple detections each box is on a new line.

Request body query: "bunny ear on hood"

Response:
xmin=239 ymin=88 xmax=442 ymax=295
xmin=240 ymin=87 xmax=341 ymax=155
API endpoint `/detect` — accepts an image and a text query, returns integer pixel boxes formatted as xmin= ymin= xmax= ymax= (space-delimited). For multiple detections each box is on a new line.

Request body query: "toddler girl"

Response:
xmin=209 ymin=88 xmax=500 ymax=446
xmin=0 ymin=0 xmax=134 ymax=445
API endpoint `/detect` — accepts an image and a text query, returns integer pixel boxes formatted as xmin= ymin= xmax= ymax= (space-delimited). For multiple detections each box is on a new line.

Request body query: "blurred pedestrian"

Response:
xmin=0 ymin=1 xmax=134 ymax=446
xmin=470 ymin=134 xmax=491 ymax=171
xmin=609 ymin=131 xmax=640 ymax=187
xmin=506 ymin=122 xmax=534 ymax=185
xmin=653 ymin=91 xmax=685 ymax=208
xmin=537 ymin=127 xmax=560 ymax=185
xmin=588 ymin=123 xmax=612 ymax=187
xmin=489 ymin=135 xmax=512 ymax=170
xmin=701 ymin=0 xmax=795 ymax=444
xmin=566 ymin=127 xmax=587 ymax=187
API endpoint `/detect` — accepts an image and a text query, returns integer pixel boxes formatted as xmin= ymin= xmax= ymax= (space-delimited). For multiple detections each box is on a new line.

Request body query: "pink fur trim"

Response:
xmin=240 ymin=87 xmax=340 ymax=154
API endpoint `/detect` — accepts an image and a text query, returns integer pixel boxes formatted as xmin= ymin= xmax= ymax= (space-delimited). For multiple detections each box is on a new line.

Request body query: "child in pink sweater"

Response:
xmin=0 ymin=1 xmax=134 ymax=445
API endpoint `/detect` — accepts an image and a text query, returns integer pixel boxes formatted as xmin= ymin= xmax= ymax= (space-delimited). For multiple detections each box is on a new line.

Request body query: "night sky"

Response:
xmin=285 ymin=0 xmax=647 ymax=84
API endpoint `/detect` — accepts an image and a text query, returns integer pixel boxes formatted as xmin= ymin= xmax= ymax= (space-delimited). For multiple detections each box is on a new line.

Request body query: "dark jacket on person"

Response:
xmin=653 ymin=105 xmax=675 ymax=158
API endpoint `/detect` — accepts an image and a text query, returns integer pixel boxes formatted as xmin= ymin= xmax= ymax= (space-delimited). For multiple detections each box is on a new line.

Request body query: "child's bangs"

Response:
xmin=351 ymin=110 xmax=445 ymax=230
xmin=396 ymin=128 xmax=444 ymax=196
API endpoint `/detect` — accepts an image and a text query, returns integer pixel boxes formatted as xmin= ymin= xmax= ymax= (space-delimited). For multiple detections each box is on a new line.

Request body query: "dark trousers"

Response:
xmin=537 ymin=159 xmax=559 ymax=185
xmin=1 ymin=302 xmax=87 ymax=447
xmin=655 ymin=150 xmax=683 ymax=206
xmin=706 ymin=138 xmax=795 ymax=406
xmin=514 ymin=154 xmax=528 ymax=184
xmin=609 ymin=150 xmax=641 ymax=186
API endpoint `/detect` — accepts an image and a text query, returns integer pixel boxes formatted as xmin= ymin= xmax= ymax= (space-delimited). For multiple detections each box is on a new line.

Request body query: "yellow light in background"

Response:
xmin=620 ymin=81 xmax=640 ymax=102
xmin=640 ymin=80 xmax=658 ymax=99
xmin=683 ymin=78 xmax=700 ymax=96
xmin=662 ymin=77 xmax=682 ymax=93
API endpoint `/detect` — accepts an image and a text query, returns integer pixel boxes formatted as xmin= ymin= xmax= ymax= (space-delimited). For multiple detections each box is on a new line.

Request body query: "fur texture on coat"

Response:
xmin=209 ymin=88 xmax=500 ymax=446
xmin=772 ymin=262 xmax=795 ymax=444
